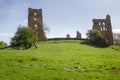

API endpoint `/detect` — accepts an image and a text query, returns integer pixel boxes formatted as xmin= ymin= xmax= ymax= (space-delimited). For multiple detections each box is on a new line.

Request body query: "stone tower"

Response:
xmin=92 ymin=15 xmax=113 ymax=45
xmin=28 ymin=8 xmax=47 ymax=41
xmin=76 ymin=31 xmax=81 ymax=39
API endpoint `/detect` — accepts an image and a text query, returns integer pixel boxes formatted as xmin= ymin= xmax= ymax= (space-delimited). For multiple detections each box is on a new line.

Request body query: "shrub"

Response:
xmin=0 ymin=41 xmax=5 ymax=49
xmin=86 ymin=29 xmax=107 ymax=45
xmin=10 ymin=26 xmax=37 ymax=49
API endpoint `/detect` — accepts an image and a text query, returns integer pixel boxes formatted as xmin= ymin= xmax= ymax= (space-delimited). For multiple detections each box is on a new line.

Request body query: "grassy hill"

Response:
xmin=0 ymin=40 xmax=120 ymax=80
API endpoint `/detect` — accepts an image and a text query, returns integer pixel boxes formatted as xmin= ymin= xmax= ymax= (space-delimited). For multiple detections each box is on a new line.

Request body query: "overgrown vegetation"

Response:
xmin=10 ymin=26 xmax=37 ymax=49
xmin=0 ymin=41 xmax=6 ymax=49
xmin=0 ymin=40 xmax=120 ymax=80
xmin=86 ymin=29 xmax=106 ymax=45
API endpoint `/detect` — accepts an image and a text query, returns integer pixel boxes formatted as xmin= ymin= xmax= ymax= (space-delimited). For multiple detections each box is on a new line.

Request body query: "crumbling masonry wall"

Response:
xmin=76 ymin=31 xmax=81 ymax=39
xmin=92 ymin=15 xmax=113 ymax=45
xmin=28 ymin=8 xmax=47 ymax=41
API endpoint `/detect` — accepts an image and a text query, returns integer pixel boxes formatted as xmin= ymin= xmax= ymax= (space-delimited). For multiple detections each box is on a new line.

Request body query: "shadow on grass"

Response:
xmin=80 ymin=41 xmax=109 ymax=48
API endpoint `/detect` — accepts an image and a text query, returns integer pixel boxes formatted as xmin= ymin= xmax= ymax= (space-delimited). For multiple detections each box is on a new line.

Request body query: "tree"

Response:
xmin=86 ymin=29 xmax=106 ymax=45
xmin=0 ymin=41 xmax=5 ymax=49
xmin=10 ymin=26 xmax=37 ymax=49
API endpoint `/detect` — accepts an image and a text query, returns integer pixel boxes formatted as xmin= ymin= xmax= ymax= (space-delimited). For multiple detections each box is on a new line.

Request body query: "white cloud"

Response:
xmin=113 ymin=29 xmax=120 ymax=33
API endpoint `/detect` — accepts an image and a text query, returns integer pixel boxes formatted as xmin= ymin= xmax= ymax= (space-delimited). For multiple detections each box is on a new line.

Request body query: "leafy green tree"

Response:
xmin=10 ymin=26 xmax=37 ymax=49
xmin=86 ymin=29 xmax=106 ymax=45
xmin=0 ymin=41 xmax=5 ymax=49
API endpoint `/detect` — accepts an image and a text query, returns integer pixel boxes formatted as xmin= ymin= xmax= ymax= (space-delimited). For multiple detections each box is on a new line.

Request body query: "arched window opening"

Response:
xmin=102 ymin=22 xmax=105 ymax=25
xmin=34 ymin=24 xmax=38 ymax=30
xmin=105 ymin=28 xmax=108 ymax=31
xmin=34 ymin=18 xmax=37 ymax=21
xmin=34 ymin=13 xmax=37 ymax=16
xmin=99 ymin=22 xmax=101 ymax=25
xmin=101 ymin=27 xmax=103 ymax=31
xmin=103 ymin=27 xmax=105 ymax=31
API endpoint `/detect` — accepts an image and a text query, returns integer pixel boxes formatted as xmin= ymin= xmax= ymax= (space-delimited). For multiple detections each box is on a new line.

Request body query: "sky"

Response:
xmin=0 ymin=0 xmax=120 ymax=44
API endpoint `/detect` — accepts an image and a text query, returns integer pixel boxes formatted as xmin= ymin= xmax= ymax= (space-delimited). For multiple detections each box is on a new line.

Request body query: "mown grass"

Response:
xmin=0 ymin=40 xmax=120 ymax=80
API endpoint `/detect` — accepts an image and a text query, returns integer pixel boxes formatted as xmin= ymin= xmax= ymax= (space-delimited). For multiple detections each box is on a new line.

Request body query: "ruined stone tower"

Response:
xmin=76 ymin=31 xmax=81 ymax=39
xmin=28 ymin=8 xmax=47 ymax=41
xmin=92 ymin=15 xmax=113 ymax=45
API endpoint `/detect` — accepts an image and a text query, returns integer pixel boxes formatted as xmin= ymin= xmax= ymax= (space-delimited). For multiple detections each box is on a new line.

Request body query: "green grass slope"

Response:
xmin=0 ymin=40 xmax=120 ymax=80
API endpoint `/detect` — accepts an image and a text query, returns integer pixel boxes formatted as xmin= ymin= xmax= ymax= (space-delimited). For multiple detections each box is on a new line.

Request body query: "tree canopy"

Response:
xmin=0 ymin=41 xmax=5 ymax=49
xmin=10 ymin=26 xmax=37 ymax=49
xmin=86 ymin=29 xmax=107 ymax=45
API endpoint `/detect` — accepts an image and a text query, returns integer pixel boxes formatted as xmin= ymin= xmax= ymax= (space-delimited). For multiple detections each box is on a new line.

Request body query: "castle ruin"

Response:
xmin=92 ymin=15 xmax=113 ymax=45
xmin=28 ymin=8 xmax=47 ymax=41
xmin=76 ymin=31 xmax=81 ymax=39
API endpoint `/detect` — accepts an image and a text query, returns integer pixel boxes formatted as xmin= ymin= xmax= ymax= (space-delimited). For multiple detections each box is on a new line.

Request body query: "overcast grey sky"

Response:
xmin=0 ymin=0 xmax=120 ymax=43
